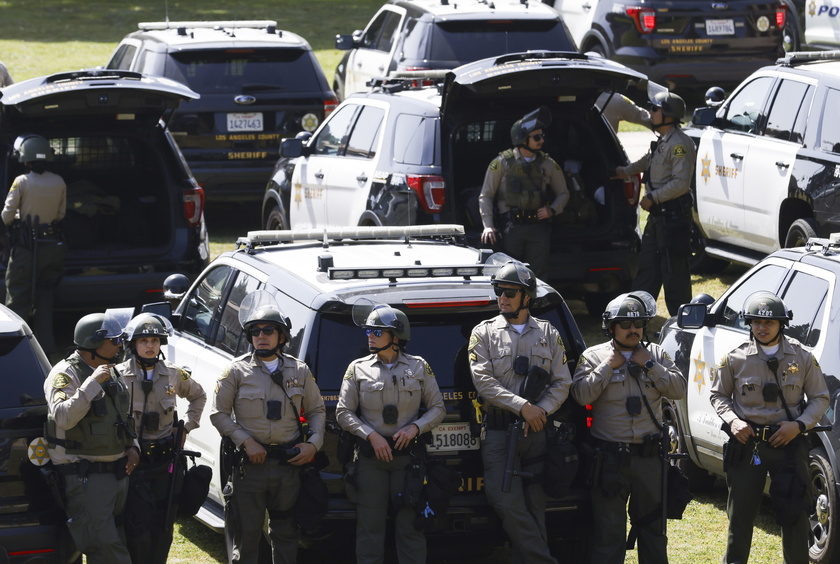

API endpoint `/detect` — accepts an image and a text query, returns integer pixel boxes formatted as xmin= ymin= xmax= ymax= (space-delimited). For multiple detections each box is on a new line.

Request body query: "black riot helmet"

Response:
xmin=741 ymin=291 xmax=792 ymax=326
xmin=649 ymin=91 xmax=686 ymax=124
xmin=601 ymin=291 xmax=657 ymax=332
xmin=491 ymin=260 xmax=537 ymax=299
xmin=353 ymin=299 xmax=410 ymax=353
xmin=510 ymin=106 xmax=551 ymax=147
xmin=238 ymin=291 xmax=292 ymax=358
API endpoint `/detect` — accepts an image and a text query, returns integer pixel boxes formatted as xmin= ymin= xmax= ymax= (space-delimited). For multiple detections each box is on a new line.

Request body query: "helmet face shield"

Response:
xmin=238 ymin=290 xmax=292 ymax=340
xmin=101 ymin=308 xmax=134 ymax=340
xmin=123 ymin=313 xmax=173 ymax=342
xmin=602 ymin=291 xmax=657 ymax=329
xmin=352 ymin=298 xmax=410 ymax=340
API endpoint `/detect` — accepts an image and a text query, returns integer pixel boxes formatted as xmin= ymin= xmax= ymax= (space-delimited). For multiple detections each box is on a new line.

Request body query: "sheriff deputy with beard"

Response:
xmin=210 ymin=293 xmax=325 ymax=564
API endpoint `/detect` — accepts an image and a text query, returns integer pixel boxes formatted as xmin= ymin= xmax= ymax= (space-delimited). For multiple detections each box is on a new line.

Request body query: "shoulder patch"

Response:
xmin=489 ymin=158 xmax=501 ymax=172
xmin=52 ymin=373 xmax=71 ymax=389
xmin=468 ymin=333 xmax=480 ymax=351
xmin=717 ymin=354 xmax=727 ymax=368
xmin=425 ymin=361 xmax=435 ymax=377
xmin=672 ymin=145 xmax=688 ymax=158
xmin=179 ymin=368 xmax=192 ymax=381
xmin=344 ymin=364 xmax=355 ymax=380
xmin=815 ymin=357 xmax=821 ymax=369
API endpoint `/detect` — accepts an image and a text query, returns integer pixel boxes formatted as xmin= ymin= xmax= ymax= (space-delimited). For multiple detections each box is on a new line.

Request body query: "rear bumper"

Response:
xmin=0 ymin=522 xmax=78 ymax=563
xmin=614 ymin=49 xmax=783 ymax=87
xmin=191 ymin=164 xmax=274 ymax=203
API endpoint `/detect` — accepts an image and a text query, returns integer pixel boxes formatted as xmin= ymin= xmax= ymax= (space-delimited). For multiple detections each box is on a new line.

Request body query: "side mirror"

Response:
xmin=692 ymin=107 xmax=718 ymax=127
xmin=676 ymin=302 xmax=709 ymax=329
xmin=279 ymin=137 xmax=305 ymax=158
xmin=335 ymin=33 xmax=357 ymax=50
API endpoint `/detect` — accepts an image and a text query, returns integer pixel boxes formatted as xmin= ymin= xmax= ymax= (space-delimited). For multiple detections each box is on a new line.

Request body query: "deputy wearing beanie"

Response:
xmin=43 ymin=309 xmax=139 ymax=564
xmin=210 ymin=293 xmax=325 ymax=564
xmin=117 ymin=312 xmax=206 ymax=564
xmin=479 ymin=106 xmax=569 ymax=280
xmin=572 ymin=291 xmax=684 ymax=564
xmin=710 ymin=291 xmax=829 ymax=564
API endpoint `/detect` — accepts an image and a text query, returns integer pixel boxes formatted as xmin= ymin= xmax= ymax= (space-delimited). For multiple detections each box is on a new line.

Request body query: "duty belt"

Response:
xmin=260 ymin=441 xmax=299 ymax=463
xmin=750 ymin=424 xmax=781 ymax=443
xmin=483 ymin=407 xmax=518 ymax=431
xmin=501 ymin=208 xmax=541 ymax=225
xmin=55 ymin=461 xmax=119 ymax=475
xmin=139 ymin=436 xmax=175 ymax=465
xmin=593 ymin=437 xmax=660 ymax=457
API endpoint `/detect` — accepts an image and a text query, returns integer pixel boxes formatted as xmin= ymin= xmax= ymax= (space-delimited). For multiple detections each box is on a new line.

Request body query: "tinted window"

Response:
xmin=428 ymin=20 xmax=574 ymax=62
xmin=723 ymin=76 xmax=774 ymax=134
xmin=362 ymin=10 xmax=401 ymax=52
xmin=393 ymin=114 xmax=439 ymax=165
xmin=216 ymin=273 xmax=262 ymax=356
xmin=164 ymin=49 xmax=323 ymax=93
xmin=765 ymin=79 xmax=810 ymax=142
xmin=345 ymin=106 xmax=385 ymax=158
xmin=820 ymin=88 xmax=840 ymax=153
xmin=182 ymin=264 xmax=235 ymax=340
xmin=0 ymin=335 xmax=47 ymax=408
xmin=107 ymin=44 xmax=137 ymax=70
xmin=314 ymin=104 xmax=360 ymax=156
xmin=401 ymin=19 xmax=430 ymax=61
xmin=718 ymin=263 xmax=788 ymax=330
xmin=780 ymin=270 xmax=828 ymax=347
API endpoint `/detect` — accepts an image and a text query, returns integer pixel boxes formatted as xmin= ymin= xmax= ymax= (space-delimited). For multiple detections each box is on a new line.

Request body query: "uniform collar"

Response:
xmin=746 ymin=335 xmax=795 ymax=359
xmin=370 ymin=350 xmax=408 ymax=368
xmin=494 ymin=313 xmax=538 ymax=331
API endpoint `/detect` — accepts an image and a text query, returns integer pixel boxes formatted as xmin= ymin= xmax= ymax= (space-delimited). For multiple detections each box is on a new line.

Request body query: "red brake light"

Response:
xmin=776 ymin=5 xmax=786 ymax=29
xmin=586 ymin=404 xmax=593 ymax=428
xmin=406 ymin=175 xmax=446 ymax=213
xmin=626 ymin=6 xmax=656 ymax=33
xmin=624 ymin=174 xmax=641 ymax=206
xmin=183 ymin=186 xmax=205 ymax=227
xmin=324 ymin=95 xmax=339 ymax=117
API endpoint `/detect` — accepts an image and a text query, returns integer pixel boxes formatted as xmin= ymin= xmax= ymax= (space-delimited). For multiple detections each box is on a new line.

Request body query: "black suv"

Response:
xmin=266 ymin=51 xmax=646 ymax=314
xmin=549 ymin=0 xmax=786 ymax=93
xmin=0 ymin=69 xmax=209 ymax=310
xmin=105 ymin=21 xmax=338 ymax=204
xmin=0 ymin=303 xmax=79 ymax=563
xmin=152 ymin=225 xmax=590 ymax=556
xmin=333 ymin=0 xmax=576 ymax=100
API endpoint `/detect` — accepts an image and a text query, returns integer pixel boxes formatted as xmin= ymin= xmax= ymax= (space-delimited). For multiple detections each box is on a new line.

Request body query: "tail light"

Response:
xmin=586 ymin=404 xmax=593 ymax=428
xmin=625 ymin=173 xmax=641 ymax=206
xmin=626 ymin=6 xmax=656 ymax=34
xmin=407 ymin=175 xmax=446 ymax=213
xmin=183 ymin=186 xmax=205 ymax=227
xmin=776 ymin=4 xmax=786 ymax=29
xmin=324 ymin=94 xmax=339 ymax=117
xmin=403 ymin=66 xmax=435 ymax=88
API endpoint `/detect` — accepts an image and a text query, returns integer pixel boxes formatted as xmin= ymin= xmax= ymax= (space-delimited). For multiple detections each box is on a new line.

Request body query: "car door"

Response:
xmin=345 ymin=7 xmax=405 ymax=96
xmin=741 ymin=77 xmax=813 ymax=251
xmin=290 ymin=103 xmax=362 ymax=229
xmin=695 ymin=75 xmax=775 ymax=247
xmin=551 ymin=0 xmax=597 ymax=48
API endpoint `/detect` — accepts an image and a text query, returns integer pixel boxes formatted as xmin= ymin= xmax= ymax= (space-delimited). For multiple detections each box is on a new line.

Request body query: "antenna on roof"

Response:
xmin=165 ymin=0 xmax=169 ymax=24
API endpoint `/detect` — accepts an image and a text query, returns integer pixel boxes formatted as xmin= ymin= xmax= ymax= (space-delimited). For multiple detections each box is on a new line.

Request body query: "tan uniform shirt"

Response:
xmin=469 ymin=314 xmax=571 ymax=415
xmin=117 ymin=357 xmax=207 ymax=440
xmin=710 ymin=336 xmax=829 ymax=429
xmin=624 ymin=126 xmax=695 ymax=204
xmin=210 ymin=352 xmax=326 ymax=450
xmin=596 ymin=92 xmax=651 ymax=132
xmin=571 ymin=342 xmax=686 ymax=443
xmin=336 ymin=351 xmax=445 ymax=439
xmin=0 ymin=61 xmax=11 ymax=88
xmin=478 ymin=148 xmax=570 ymax=230
xmin=45 ymin=351 xmax=139 ymax=465
xmin=2 ymin=171 xmax=67 ymax=226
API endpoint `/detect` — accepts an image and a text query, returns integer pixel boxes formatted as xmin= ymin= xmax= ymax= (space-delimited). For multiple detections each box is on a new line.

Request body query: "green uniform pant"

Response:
xmin=126 ymin=460 xmax=180 ymax=564
xmin=224 ymin=459 xmax=301 ymax=564
xmin=590 ymin=451 xmax=667 ymax=564
xmin=502 ymin=221 xmax=551 ymax=281
xmin=63 ymin=470 xmax=131 ymax=564
xmin=5 ymin=241 xmax=64 ymax=352
xmin=724 ymin=439 xmax=810 ymax=564
xmin=634 ymin=217 xmax=691 ymax=317
xmin=481 ymin=428 xmax=556 ymax=564
xmin=353 ymin=453 xmax=427 ymax=564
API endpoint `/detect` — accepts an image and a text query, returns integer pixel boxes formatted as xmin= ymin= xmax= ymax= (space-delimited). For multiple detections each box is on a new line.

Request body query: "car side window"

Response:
xmin=764 ymin=79 xmax=811 ymax=142
xmin=362 ymin=10 xmax=400 ymax=52
xmin=780 ymin=270 xmax=828 ymax=347
xmin=345 ymin=106 xmax=385 ymax=158
xmin=216 ymin=273 xmax=262 ymax=356
xmin=107 ymin=44 xmax=136 ymax=70
xmin=718 ymin=263 xmax=787 ymax=330
xmin=723 ymin=76 xmax=774 ymax=134
xmin=820 ymin=88 xmax=840 ymax=153
xmin=375 ymin=11 xmax=402 ymax=53
xmin=314 ymin=104 xmax=360 ymax=156
xmin=393 ymin=114 xmax=438 ymax=166
xmin=182 ymin=265 xmax=235 ymax=340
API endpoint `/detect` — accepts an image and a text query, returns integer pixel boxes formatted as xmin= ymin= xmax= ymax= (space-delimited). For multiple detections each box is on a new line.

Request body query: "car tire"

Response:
xmin=662 ymin=399 xmax=716 ymax=492
xmin=265 ymin=205 xmax=289 ymax=231
xmin=784 ymin=217 xmax=817 ymax=248
xmin=690 ymin=218 xmax=728 ymax=274
xmin=809 ymin=447 xmax=838 ymax=564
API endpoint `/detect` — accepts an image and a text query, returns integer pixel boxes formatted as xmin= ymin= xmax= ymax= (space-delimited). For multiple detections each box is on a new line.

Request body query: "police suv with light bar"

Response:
xmin=151 ymin=225 xmax=590 ymax=556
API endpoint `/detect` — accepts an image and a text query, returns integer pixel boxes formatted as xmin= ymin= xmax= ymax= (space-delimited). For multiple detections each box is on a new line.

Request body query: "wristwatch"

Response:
xmin=796 ymin=420 xmax=807 ymax=434
xmin=644 ymin=359 xmax=655 ymax=370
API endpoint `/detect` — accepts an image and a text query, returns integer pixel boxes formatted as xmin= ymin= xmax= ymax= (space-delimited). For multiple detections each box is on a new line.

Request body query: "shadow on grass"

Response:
xmin=174 ymin=518 xmax=226 ymax=563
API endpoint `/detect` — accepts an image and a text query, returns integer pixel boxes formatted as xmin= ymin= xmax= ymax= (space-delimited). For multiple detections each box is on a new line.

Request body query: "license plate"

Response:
xmin=705 ymin=19 xmax=735 ymax=35
xmin=227 ymin=112 xmax=264 ymax=132
xmin=427 ymin=422 xmax=479 ymax=453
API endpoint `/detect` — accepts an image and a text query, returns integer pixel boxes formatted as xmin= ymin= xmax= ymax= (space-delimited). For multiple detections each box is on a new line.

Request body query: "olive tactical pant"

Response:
xmin=225 ymin=459 xmax=301 ymax=564
xmin=353 ymin=453 xmax=426 ymax=564
xmin=64 ymin=471 xmax=131 ymax=564
xmin=482 ymin=428 xmax=557 ymax=564
xmin=633 ymin=217 xmax=691 ymax=317
xmin=502 ymin=221 xmax=551 ymax=281
xmin=126 ymin=461 xmax=181 ymax=564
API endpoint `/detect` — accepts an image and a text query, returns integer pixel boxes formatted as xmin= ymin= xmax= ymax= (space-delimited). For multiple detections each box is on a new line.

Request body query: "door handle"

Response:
xmin=775 ymin=161 xmax=790 ymax=169
xmin=582 ymin=2 xmax=592 ymax=10
xmin=314 ymin=171 xmax=324 ymax=180
xmin=730 ymin=153 xmax=744 ymax=160
xmin=356 ymin=174 xmax=368 ymax=183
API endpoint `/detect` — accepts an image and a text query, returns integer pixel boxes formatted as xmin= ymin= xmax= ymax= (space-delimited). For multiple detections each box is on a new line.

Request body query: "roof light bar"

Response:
xmin=326 ymin=262 xmax=499 ymax=281
xmin=239 ymin=224 xmax=465 ymax=248
xmin=138 ymin=20 xmax=277 ymax=31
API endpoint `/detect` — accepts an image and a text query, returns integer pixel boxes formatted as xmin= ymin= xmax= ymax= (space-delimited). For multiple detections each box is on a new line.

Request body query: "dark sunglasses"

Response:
xmin=365 ymin=328 xmax=385 ymax=337
xmin=110 ymin=337 xmax=123 ymax=346
xmin=528 ymin=133 xmax=545 ymax=141
xmin=247 ymin=326 xmax=276 ymax=338
xmin=617 ymin=319 xmax=648 ymax=330
xmin=493 ymin=286 xmax=522 ymax=298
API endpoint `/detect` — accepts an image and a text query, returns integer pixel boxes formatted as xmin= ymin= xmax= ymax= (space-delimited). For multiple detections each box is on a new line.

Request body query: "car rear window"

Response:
xmin=427 ymin=20 xmax=575 ymax=62
xmin=165 ymin=48 xmax=323 ymax=93
xmin=0 ymin=335 xmax=46 ymax=408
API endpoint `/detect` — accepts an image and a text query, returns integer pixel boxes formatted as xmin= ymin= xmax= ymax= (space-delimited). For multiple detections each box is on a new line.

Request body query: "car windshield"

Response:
xmin=427 ymin=20 xmax=574 ymax=62
xmin=165 ymin=48 xmax=323 ymax=93
xmin=0 ymin=335 xmax=47 ymax=408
